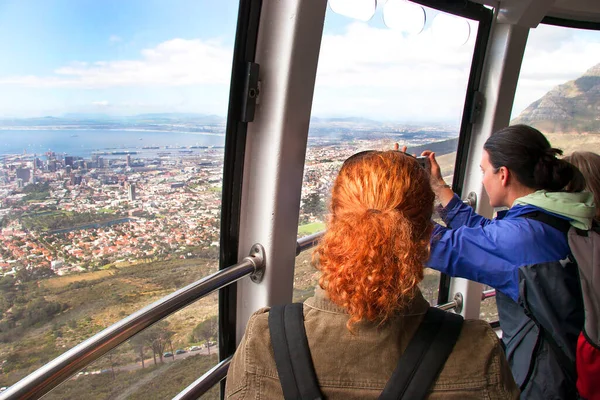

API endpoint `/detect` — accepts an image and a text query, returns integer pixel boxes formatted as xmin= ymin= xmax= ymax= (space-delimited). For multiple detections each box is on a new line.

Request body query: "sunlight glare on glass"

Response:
xmin=383 ymin=0 xmax=426 ymax=35
xmin=329 ymin=0 xmax=377 ymax=22
xmin=431 ymin=13 xmax=471 ymax=46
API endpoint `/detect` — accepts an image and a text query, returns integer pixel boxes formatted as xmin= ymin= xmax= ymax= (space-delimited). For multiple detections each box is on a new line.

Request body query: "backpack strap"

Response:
xmin=269 ymin=303 xmax=323 ymax=400
xmin=380 ymin=307 xmax=464 ymax=400
xmin=520 ymin=211 xmax=579 ymax=394
xmin=269 ymin=304 xmax=463 ymax=400
xmin=521 ymin=210 xmax=571 ymax=233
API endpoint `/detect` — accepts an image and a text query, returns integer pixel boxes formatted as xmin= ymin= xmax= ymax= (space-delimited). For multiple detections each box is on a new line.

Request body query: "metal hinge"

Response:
xmin=241 ymin=62 xmax=260 ymax=122
xmin=469 ymin=90 xmax=484 ymax=124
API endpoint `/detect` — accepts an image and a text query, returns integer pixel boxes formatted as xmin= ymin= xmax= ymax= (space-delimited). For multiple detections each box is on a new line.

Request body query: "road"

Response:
xmin=75 ymin=344 xmax=218 ymax=377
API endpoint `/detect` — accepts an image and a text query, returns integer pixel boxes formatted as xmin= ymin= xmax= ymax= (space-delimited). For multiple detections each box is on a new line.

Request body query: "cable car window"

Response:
xmin=0 ymin=0 xmax=239 ymax=396
xmin=478 ymin=22 xmax=600 ymax=323
xmin=511 ymin=23 xmax=600 ymax=156
xmin=295 ymin=1 xmax=483 ymax=306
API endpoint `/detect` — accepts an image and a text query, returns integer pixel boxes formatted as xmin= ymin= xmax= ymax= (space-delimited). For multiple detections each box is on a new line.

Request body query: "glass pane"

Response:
xmin=294 ymin=2 xmax=481 ymax=306
xmin=511 ymin=23 xmax=600 ymax=154
xmin=42 ymin=294 xmax=219 ymax=399
xmin=0 ymin=0 xmax=238 ymax=391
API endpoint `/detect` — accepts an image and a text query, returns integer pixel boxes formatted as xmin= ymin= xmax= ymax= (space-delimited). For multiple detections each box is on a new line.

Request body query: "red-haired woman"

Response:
xmin=225 ymin=150 xmax=518 ymax=399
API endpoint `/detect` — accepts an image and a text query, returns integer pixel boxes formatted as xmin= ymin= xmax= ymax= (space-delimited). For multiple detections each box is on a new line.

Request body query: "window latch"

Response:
xmin=241 ymin=62 xmax=260 ymax=122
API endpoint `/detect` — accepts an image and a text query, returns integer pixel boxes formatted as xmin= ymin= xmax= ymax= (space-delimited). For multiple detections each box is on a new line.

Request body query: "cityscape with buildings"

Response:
xmin=0 ymin=118 xmax=457 ymax=278
xmin=0 ymin=147 xmax=226 ymax=276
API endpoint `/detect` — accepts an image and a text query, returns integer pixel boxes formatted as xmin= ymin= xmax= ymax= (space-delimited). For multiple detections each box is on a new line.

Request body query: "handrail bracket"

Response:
xmin=453 ymin=292 xmax=464 ymax=314
xmin=247 ymin=243 xmax=266 ymax=283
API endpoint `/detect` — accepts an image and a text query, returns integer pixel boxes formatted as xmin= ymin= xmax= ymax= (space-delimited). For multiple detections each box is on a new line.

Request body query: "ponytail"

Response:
xmin=484 ymin=124 xmax=582 ymax=191
xmin=315 ymin=151 xmax=434 ymax=330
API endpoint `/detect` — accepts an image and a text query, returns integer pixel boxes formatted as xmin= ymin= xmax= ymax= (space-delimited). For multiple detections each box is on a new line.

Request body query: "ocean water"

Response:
xmin=0 ymin=129 xmax=225 ymax=158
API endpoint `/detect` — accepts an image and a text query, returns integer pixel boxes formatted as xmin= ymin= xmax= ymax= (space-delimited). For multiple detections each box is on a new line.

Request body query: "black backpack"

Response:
xmin=523 ymin=211 xmax=600 ymax=398
xmin=268 ymin=304 xmax=463 ymax=400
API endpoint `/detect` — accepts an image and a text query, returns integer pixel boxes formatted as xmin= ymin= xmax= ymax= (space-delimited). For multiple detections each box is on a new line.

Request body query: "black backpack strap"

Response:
xmin=521 ymin=211 xmax=579 ymax=394
xmin=380 ymin=307 xmax=464 ymax=400
xmin=269 ymin=303 xmax=323 ymax=400
xmin=521 ymin=210 xmax=571 ymax=233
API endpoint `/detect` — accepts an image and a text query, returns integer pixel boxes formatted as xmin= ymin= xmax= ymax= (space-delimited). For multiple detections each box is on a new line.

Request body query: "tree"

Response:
xmin=130 ymin=334 xmax=146 ymax=369
xmin=302 ymin=191 xmax=325 ymax=218
xmin=192 ymin=316 xmax=218 ymax=354
xmin=15 ymin=266 xmax=55 ymax=283
xmin=142 ymin=321 xmax=174 ymax=364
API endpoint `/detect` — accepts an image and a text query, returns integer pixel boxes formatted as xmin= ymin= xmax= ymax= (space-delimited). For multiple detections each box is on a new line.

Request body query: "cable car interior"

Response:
xmin=0 ymin=0 xmax=599 ymax=398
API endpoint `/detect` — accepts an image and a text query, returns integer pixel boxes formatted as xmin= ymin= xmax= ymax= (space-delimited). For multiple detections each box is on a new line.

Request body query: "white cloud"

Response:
xmin=0 ymin=38 xmax=233 ymax=89
xmin=311 ymin=21 xmax=599 ymax=122
xmin=0 ymin=21 xmax=596 ymax=122
xmin=109 ymin=35 xmax=122 ymax=43
xmin=311 ymin=21 xmax=477 ymax=121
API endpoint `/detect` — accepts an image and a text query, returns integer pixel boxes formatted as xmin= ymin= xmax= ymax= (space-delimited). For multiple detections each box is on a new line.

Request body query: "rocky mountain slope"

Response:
xmin=512 ymin=63 xmax=600 ymax=133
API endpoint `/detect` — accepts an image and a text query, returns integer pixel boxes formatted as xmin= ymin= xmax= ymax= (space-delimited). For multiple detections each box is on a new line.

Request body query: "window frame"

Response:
xmin=218 ymin=0 xmax=263 ymax=387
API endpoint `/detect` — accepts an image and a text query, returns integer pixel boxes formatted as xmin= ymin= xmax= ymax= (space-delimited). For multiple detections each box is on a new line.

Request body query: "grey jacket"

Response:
xmin=225 ymin=287 xmax=519 ymax=399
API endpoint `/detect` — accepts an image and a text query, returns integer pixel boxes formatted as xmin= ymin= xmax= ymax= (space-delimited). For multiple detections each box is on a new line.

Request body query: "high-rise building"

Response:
xmin=16 ymin=168 xmax=31 ymax=183
xmin=128 ymin=183 xmax=136 ymax=201
xmin=47 ymin=160 xmax=57 ymax=172
xmin=64 ymin=156 xmax=74 ymax=167
xmin=126 ymin=154 xmax=131 ymax=167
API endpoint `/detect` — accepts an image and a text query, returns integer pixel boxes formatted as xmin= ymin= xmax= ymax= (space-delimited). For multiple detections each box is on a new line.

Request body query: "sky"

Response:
xmin=0 ymin=0 xmax=598 ymax=123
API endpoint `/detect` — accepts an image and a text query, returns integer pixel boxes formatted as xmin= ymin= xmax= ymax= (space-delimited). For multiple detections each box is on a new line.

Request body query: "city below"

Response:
xmin=0 ymin=116 xmax=457 ymax=278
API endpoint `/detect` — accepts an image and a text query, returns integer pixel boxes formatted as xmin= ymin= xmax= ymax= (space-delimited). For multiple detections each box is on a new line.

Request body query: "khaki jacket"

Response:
xmin=225 ymin=287 xmax=519 ymax=399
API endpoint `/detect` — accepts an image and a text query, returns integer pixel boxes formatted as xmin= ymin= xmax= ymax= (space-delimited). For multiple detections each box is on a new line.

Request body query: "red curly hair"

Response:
xmin=315 ymin=150 xmax=434 ymax=329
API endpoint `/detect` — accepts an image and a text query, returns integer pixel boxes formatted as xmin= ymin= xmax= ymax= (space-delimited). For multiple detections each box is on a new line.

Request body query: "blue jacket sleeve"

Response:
xmin=440 ymin=194 xmax=492 ymax=229
xmin=427 ymin=217 xmax=570 ymax=302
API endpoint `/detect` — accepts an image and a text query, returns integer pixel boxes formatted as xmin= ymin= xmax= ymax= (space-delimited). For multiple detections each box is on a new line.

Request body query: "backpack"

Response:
xmin=524 ymin=211 xmax=600 ymax=400
xmin=568 ymin=223 xmax=600 ymax=400
xmin=268 ymin=304 xmax=463 ymax=400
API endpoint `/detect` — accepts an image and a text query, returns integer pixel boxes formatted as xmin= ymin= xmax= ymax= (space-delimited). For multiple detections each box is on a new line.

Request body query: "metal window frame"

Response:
xmin=233 ymin=0 xmax=329 ymax=341
xmin=218 ymin=0 xmax=263 ymax=388
xmin=541 ymin=16 xmax=600 ymax=30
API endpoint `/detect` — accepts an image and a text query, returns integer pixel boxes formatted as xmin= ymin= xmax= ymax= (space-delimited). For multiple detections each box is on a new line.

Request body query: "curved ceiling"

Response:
xmin=471 ymin=0 xmax=600 ymax=25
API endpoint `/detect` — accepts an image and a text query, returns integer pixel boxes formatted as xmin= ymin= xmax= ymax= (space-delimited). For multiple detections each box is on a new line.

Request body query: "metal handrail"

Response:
xmin=481 ymin=289 xmax=496 ymax=300
xmin=172 ymin=356 xmax=232 ymax=400
xmin=0 ymin=244 xmax=265 ymax=400
xmin=296 ymin=231 xmax=325 ymax=255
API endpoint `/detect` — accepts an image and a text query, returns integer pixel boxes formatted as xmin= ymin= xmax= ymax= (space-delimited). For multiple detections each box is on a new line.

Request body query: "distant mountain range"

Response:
xmin=512 ymin=63 xmax=600 ymax=133
xmin=0 ymin=113 xmax=448 ymax=129
xmin=0 ymin=113 xmax=227 ymax=126
xmin=0 ymin=112 xmax=459 ymax=143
